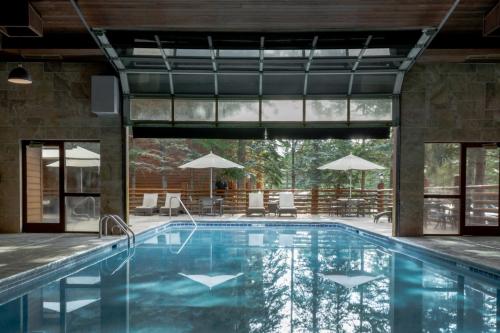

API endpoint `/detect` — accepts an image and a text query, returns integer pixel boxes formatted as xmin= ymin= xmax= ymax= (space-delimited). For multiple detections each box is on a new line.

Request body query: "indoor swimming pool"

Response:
xmin=1 ymin=224 xmax=499 ymax=333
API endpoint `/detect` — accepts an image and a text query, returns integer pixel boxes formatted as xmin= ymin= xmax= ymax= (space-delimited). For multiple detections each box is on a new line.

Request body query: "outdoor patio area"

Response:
xmin=1 ymin=1 xmax=500 ymax=331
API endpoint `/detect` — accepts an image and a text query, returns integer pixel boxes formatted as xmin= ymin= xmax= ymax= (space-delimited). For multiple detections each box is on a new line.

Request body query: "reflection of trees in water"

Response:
xmin=291 ymin=232 xmax=391 ymax=333
xmin=246 ymin=247 xmax=289 ymax=333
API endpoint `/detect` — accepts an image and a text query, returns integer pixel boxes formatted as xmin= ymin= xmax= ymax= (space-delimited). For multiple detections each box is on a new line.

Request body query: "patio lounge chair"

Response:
xmin=134 ymin=193 xmax=159 ymax=216
xmin=160 ymin=193 xmax=182 ymax=216
xmin=278 ymin=192 xmax=297 ymax=217
xmin=247 ymin=192 xmax=266 ymax=216
xmin=373 ymin=206 xmax=392 ymax=223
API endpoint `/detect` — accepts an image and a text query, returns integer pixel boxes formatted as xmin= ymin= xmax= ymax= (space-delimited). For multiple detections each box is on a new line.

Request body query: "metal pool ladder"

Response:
xmin=99 ymin=214 xmax=136 ymax=248
xmin=169 ymin=196 xmax=198 ymax=254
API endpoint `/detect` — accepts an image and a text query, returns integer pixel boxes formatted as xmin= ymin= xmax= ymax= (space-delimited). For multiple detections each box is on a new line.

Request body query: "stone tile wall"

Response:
xmin=399 ymin=63 xmax=500 ymax=236
xmin=0 ymin=62 xmax=124 ymax=232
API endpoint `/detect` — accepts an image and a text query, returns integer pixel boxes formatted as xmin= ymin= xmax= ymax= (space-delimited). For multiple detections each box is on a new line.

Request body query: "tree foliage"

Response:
xmin=129 ymin=136 xmax=393 ymax=190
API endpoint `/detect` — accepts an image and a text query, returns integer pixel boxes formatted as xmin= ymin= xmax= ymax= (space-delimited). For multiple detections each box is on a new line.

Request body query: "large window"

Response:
xmin=130 ymin=98 xmax=171 ymax=121
xmin=262 ymin=100 xmax=302 ymax=122
xmin=424 ymin=143 xmax=461 ymax=235
xmin=23 ymin=141 xmax=101 ymax=232
xmin=306 ymin=99 xmax=347 ymax=122
xmin=424 ymin=143 xmax=500 ymax=235
xmin=219 ymin=100 xmax=259 ymax=122
xmin=464 ymin=145 xmax=499 ymax=228
xmin=174 ymin=99 xmax=215 ymax=122
xmin=350 ymin=99 xmax=392 ymax=121
xmin=128 ymin=97 xmax=393 ymax=125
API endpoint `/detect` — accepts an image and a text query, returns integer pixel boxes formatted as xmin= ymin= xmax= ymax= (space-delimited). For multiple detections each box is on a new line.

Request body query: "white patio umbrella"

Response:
xmin=318 ymin=153 xmax=385 ymax=197
xmin=42 ymin=146 xmax=100 ymax=160
xmin=46 ymin=146 xmax=100 ymax=192
xmin=178 ymin=152 xmax=244 ymax=198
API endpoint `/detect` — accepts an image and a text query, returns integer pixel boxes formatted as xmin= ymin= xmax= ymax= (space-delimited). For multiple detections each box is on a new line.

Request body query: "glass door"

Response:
xmin=461 ymin=143 xmax=500 ymax=235
xmin=64 ymin=142 xmax=101 ymax=232
xmin=23 ymin=142 xmax=64 ymax=232
xmin=23 ymin=141 xmax=101 ymax=232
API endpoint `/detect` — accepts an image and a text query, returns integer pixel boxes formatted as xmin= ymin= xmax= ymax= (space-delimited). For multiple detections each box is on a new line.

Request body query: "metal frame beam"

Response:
xmin=154 ymin=35 xmax=174 ymax=96
xmin=121 ymin=55 xmax=405 ymax=64
xmin=303 ymin=36 xmax=318 ymax=96
xmin=348 ymin=35 xmax=372 ymax=96
xmin=69 ymin=0 xmax=130 ymax=94
xmin=126 ymin=68 xmax=398 ymax=75
xmin=393 ymin=0 xmax=461 ymax=94
xmin=95 ymin=30 xmax=130 ymax=95
xmin=258 ymin=36 xmax=265 ymax=97
xmin=208 ymin=36 xmax=218 ymax=96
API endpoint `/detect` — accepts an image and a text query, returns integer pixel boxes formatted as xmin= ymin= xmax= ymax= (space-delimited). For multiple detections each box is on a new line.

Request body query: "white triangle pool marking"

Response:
xmin=179 ymin=273 xmax=244 ymax=289
xmin=322 ymin=274 xmax=384 ymax=289
xmin=278 ymin=234 xmax=294 ymax=247
xmin=43 ymin=299 xmax=99 ymax=313
xmin=248 ymin=233 xmax=264 ymax=246
xmin=65 ymin=276 xmax=100 ymax=285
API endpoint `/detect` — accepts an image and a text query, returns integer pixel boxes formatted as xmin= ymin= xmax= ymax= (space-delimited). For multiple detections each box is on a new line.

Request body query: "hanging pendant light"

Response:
xmin=8 ymin=64 xmax=32 ymax=85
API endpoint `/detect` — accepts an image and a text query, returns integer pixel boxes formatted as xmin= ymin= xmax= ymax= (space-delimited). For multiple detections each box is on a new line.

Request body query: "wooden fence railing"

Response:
xmin=129 ymin=187 xmax=393 ymax=215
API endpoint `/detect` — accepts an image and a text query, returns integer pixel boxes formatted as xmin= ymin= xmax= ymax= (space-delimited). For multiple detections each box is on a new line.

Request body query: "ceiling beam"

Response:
xmin=154 ymin=35 xmax=174 ymax=95
xmin=348 ymin=35 xmax=372 ymax=96
xmin=393 ymin=0 xmax=462 ymax=94
xmin=126 ymin=68 xmax=398 ymax=75
xmin=259 ymin=36 xmax=265 ymax=97
xmin=303 ymin=36 xmax=318 ymax=96
xmin=208 ymin=36 xmax=218 ymax=96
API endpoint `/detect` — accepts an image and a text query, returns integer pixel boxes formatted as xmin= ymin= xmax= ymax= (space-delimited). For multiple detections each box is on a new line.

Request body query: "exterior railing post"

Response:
xmin=311 ymin=187 xmax=319 ymax=215
xmin=377 ymin=182 xmax=385 ymax=213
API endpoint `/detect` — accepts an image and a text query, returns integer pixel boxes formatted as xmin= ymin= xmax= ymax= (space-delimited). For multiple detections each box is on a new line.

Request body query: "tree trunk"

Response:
xmin=159 ymin=140 xmax=168 ymax=189
xmin=360 ymin=139 xmax=366 ymax=190
xmin=130 ymin=170 xmax=136 ymax=189
xmin=237 ymin=140 xmax=246 ymax=189
xmin=291 ymin=140 xmax=296 ymax=189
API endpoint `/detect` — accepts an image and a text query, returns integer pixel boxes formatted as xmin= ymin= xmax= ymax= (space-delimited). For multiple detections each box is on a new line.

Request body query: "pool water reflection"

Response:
xmin=0 ymin=227 xmax=499 ymax=333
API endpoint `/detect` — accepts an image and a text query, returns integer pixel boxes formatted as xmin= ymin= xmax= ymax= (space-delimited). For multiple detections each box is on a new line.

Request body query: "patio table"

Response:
xmin=199 ymin=197 xmax=224 ymax=216
xmin=336 ymin=198 xmax=366 ymax=217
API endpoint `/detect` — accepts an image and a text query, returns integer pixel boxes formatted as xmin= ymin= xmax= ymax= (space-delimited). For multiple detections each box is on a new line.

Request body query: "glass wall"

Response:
xmin=128 ymin=97 xmax=393 ymax=125
xmin=465 ymin=146 xmax=499 ymax=227
xmin=350 ymin=99 xmax=392 ymax=121
xmin=262 ymin=100 xmax=302 ymax=122
xmin=306 ymin=99 xmax=347 ymax=121
xmin=423 ymin=143 xmax=461 ymax=235
xmin=64 ymin=142 xmax=101 ymax=232
xmin=219 ymin=100 xmax=259 ymax=122
xmin=130 ymin=98 xmax=171 ymax=121
xmin=25 ymin=144 xmax=60 ymax=225
xmin=23 ymin=141 xmax=101 ymax=232
xmin=174 ymin=99 xmax=215 ymax=122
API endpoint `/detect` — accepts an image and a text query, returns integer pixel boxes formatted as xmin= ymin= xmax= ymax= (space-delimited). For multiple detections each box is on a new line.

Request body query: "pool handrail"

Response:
xmin=99 ymin=215 xmax=136 ymax=249
xmin=169 ymin=196 xmax=197 ymax=254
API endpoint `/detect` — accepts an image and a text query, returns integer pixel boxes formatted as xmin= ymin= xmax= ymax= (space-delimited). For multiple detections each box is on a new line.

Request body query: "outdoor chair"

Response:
xmin=373 ymin=206 xmax=392 ymax=223
xmin=134 ymin=193 xmax=159 ymax=216
xmin=159 ymin=193 xmax=182 ymax=216
xmin=329 ymin=199 xmax=342 ymax=216
xmin=278 ymin=192 xmax=298 ymax=217
xmin=247 ymin=192 xmax=266 ymax=216
xmin=199 ymin=197 xmax=214 ymax=215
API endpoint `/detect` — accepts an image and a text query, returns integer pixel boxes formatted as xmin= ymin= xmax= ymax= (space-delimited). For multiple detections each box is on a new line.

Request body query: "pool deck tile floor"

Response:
xmin=1 ymin=214 xmax=500 ymax=287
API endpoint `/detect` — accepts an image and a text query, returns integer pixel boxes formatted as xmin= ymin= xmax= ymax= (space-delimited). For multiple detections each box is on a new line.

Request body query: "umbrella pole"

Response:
xmin=80 ymin=168 xmax=83 ymax=193
xmin=349 ymin=170 xmax=352 ymax=198
xmin=210 ymin=168 xmax=213 ymax=198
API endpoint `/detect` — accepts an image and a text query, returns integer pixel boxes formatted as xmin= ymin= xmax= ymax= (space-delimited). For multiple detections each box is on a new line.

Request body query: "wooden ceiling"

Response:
xmin=30 ymin=0 xmax=457 ymax=32
xmin=1 ymin=0 xmax=499 ymax=62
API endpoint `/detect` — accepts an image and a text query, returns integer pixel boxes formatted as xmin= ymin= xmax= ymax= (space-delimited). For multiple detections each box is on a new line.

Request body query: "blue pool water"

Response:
xmin=1 ymin=226 xmax=500 ymax=333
